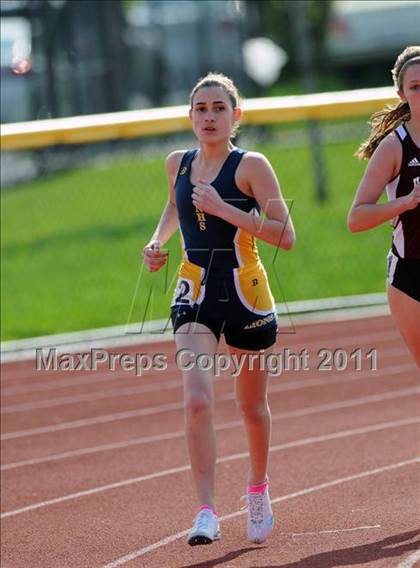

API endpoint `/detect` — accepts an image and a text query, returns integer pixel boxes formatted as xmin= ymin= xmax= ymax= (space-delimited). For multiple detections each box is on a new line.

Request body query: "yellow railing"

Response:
xmin=0 ymin=86 xmax=398 ymax=151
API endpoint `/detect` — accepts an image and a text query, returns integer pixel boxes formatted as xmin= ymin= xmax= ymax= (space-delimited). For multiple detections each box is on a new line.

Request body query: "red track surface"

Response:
xmin=1 ymin=314 xmax=419 ymax=568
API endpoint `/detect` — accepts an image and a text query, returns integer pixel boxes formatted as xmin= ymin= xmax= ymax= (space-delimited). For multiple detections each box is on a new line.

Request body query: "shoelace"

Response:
xmin=196 ymin=510 xmax=213 ymax=530
xmin=241 ymin=493 xmax=264 ymax=525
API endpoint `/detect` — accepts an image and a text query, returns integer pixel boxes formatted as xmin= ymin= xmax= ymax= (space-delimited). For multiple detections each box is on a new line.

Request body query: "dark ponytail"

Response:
xmin=356 ymin=46 xmax=420 ymax=160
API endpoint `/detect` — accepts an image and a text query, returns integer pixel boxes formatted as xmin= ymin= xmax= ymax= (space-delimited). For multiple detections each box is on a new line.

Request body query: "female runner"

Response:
xmin=143 ymin=73 xmax=295 ymax=545
xmin=348 ymin=46 xmax=420 ymax=369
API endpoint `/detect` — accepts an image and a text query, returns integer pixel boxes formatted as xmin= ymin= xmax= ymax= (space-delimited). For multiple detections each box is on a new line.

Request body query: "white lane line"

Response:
xmin=0 ymin=367 xmax=121 ymax=385
xmin=2 ymin=387 xmax=419 ymax=471
xmin=2 ymin=417 xmax=419 ymax=519
xmin=398 ymin=550 xmax=420 ymax=568
xmin=1 ymin=382 xmax=183 ymax=414
xmin=1 ymin=430 xmax=186 ymax=471
xmin=0 ymin=361 xmax=187 ymax=395
xmin=0 ymin=327 xmax=400 ymax=391
xmin=0 ymin=368 xmax=181 ymax=397
xmin=1 ymin=363 xmax=414 ymax=441
xmin=101 ymin=457 xmax=420 ymax=567
xmin=289 ymin=525 xmax=382 ymax=536
xmin=0 ymin=401 xmax=184 ymax=441
xmin=0 ymin=323 xmax=398 ymax=387
xmin=1 ymin=373 xmax=122 ymax=396
xmin=1 ymin=344 xmax=409 ymax=410
xmin=0 ymin=324 xmax=399 ymax=387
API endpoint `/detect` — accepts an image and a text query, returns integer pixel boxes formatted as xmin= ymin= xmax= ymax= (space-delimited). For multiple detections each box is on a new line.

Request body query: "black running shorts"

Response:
xmin=387 ymin=252 xmax=420 ymax=302
xmin=171 ymin=259 xmax=278 ymax=350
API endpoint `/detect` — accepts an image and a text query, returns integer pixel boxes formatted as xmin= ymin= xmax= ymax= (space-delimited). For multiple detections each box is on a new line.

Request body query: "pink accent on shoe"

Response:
xmin=199 ymin=504 xmax=217 ymax=516
xmin=247 ymin=478 xmax=268 ymax=495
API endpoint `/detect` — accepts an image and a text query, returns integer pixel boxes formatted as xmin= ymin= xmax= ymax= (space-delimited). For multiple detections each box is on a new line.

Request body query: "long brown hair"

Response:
xmin=356 ymin=46 xmax=420 ymax=159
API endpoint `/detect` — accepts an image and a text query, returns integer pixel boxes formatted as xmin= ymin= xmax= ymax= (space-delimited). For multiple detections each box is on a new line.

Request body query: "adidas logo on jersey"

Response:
xmin=408 ymin=157 xmax=420 ymax=167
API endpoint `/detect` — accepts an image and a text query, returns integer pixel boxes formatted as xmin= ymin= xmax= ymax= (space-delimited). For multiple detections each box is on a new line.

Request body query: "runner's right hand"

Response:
xmin=142 ymin=239 xmax=168 ymax=272
xmin=402 ymin=181 xmax=420 ymax=211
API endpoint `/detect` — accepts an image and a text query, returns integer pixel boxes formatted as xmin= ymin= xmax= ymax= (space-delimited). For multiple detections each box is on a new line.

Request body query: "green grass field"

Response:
xmin=1 ymin=137 xmax=390 ymax=340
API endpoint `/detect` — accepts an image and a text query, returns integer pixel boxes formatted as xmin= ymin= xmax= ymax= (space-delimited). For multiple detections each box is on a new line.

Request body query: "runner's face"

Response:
xmin=399 ymin=63 xmax=420 ymax=115
xmin=189 ymin=86 xmax=239 ymax=143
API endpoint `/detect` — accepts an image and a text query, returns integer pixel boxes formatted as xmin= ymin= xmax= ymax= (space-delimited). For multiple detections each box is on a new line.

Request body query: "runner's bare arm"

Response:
xmin=142 ymin=151 xmax=182 ymax=272
xmin=347 ymin=133 xmax=416 ymax=231
xmin=192 ymin=152 xmax=295 ymax=249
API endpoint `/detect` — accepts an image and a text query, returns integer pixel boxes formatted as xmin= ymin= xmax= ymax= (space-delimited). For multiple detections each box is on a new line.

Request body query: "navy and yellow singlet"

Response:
xmin=171 ymin=148 xmax=278 ymax=350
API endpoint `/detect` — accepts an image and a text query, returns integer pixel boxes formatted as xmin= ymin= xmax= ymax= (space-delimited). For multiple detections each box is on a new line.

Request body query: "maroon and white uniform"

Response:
xmin=386 ymin=124 xmax=420 ymax=258
xmin=386 ymin=124 xmax=420 ymax=301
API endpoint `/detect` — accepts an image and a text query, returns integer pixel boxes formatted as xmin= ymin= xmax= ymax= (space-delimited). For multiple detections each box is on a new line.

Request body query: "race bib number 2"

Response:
xmin=173 ymin=278 xmax=194 ymax=306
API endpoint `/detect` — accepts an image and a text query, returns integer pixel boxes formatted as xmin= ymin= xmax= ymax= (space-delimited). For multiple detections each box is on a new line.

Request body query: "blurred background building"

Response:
xmin=1 ymin=0 xmax=419 ymax=124
xmin=1 ymin=0 xmax=420 ymax=190
xmin=1 ymin=0 xmax=257 ymax=123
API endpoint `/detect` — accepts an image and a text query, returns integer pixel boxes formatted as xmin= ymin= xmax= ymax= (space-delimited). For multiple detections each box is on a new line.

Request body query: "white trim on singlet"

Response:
xmin=386 ymin=174 xmax=400 ymax=202
xmin=387 ymin=251 xmax=398 ymax=284
xmin=393 ymin=220 xmax=405 ymax=257
xmin=386 ymin=123 xmax=419 ymax=259
xmin=396 ymin=124 xmax=407 ymax=141
xmin=386 ymin=172 xmax=405 ymax=256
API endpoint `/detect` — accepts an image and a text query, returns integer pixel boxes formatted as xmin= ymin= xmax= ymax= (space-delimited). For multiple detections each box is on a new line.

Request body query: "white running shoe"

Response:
xmin=244 ymin=486 xmax=274 ymax=544
xmin=187 ymin=509 xmax=221 ymax=546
